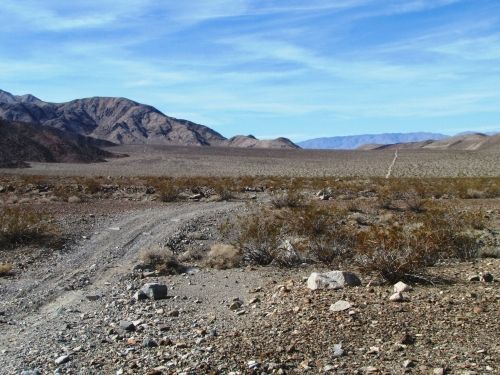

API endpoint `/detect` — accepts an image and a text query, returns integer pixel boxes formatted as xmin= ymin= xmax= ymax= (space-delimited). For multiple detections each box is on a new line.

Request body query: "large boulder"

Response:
xmin=307 ymin=271 xmax=361 ymax=290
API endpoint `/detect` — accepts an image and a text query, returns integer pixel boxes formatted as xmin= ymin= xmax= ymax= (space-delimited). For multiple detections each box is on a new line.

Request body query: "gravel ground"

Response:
xmin=0 ymin=145 xmax=498 ymax=177
xmin=0 ymin=190 xmax=498 ymax=374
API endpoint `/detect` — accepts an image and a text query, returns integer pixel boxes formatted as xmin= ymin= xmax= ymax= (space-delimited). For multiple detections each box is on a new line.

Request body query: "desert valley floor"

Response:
xmin=1 ymin=145 xmax=498 ymax=178
xmin=0 ymin=146 xmax=498 ymax=374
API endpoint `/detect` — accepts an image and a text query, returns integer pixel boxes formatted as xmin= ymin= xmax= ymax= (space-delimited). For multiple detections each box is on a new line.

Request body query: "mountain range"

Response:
xmin=297 ymin=132 xmax=448 ymax=150
xmin=0 ymin=119 xmax=119 ymax=168
xmin=358 ymin=132 xmax=500 ymax=151
xmin=0 ymin=89 xmax=298 ymax=149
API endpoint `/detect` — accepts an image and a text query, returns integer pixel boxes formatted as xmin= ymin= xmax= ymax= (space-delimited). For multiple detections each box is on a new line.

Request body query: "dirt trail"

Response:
xmin=385 ymin=148 xmax=398 ymax=178
xmin=0 ymin=201 xmax=242 ymax=370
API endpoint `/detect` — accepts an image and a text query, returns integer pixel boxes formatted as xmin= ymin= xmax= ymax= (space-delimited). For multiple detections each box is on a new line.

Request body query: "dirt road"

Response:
xmin=0 ymin=201 xmax=248 ymax=373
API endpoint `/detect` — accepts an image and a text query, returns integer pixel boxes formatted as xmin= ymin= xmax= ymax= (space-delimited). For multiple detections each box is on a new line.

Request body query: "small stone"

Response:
xmin=119 ymin=321 xmax=135 ymax=332
xmin=332 ymin=343 xmax=344 ymax=357
xmin=399 ymin=332 xmax=416 ymax=345
xmin=481 ymin=272 xmax=494 ymax=282
xmin=393 ymin=281 xmax=412 ymax=293
xmin=403 ymin=360 xmax=415 ymax=368
xmin=368 ymin=346 xmax=380 ymax=354
xmin=140 ymin=283 xmax=168 ymax=300
xmin=389 ymin=292 xmax=408 ymax=302
xmin=433 ymin=368 xmax=445 ymax=375
xmin=229 ymin=300 xmax=243 ymax=311
xmin=168 ymin=310 xmax=179 ymax=317
xmin=86 ymin=295 xmax=101 ymax=301
xmin=142 ymin=337 xmax=158 ymax=348
xmin=158 ymin=324 xmax=170 ymax=332
xmin=247 ymin=360 xmax=259 ymax=369
xmin=329 ymin=300 xmax=352 ymax=312
xmin=134 ymin=290 xmax=148 ymax=301
xmin=20 ymin=370 xmax=41 ymax=375
xmin=468 ymin=275 xmax=480 ymax=282
xmin=54 ymin=355 xmax=71 ymax=365
xmin=364 ymin=366 xmax=378 ymax=373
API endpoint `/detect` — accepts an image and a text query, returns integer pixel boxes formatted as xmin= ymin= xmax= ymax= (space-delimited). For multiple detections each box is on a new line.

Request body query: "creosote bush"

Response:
xmin=157 ymin=181 xmax=180 ymax=202
xmin=224 ymin=193 xmax=484 ymax=281
xmin=270 ymin=189 xmax=305 ymax=209
xmin=205 ymin=244 xmax=242 ymax=269
xmin=234 ymin=209 xmax=283 ymax=265
xmin=230 ymin=202 xmax=355 ymax=266
xmin=0 ymin=207 xmax=59 ymax=248
xmin=139 ymin=246 xmax=186 ymax=275
xmin=353 ymin=208 xmax=480 ymax=282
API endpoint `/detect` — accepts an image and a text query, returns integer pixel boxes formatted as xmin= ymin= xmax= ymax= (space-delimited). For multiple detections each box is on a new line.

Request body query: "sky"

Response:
xmin=1 ymin=0 xmax=500 ymax=141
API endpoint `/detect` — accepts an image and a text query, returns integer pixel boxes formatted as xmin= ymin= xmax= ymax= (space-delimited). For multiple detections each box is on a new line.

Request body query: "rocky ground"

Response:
xmin=1 ymin=144 xmax=498 ymax=178
xmin=0 ymin=184 xmax=499 ymax=374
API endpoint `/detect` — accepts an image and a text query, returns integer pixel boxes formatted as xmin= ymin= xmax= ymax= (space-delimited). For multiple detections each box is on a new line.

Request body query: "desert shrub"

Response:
xmin=229 ymin=203 xmax=354 ymax=266
xmin=347 ymin=201 xmax=362 ymax=213
xmin=178 ymin=247 xmax=205 ymax=263
xmin=353 ymin=208 xmax=480 ymax=282
xmin=235 ymin=210 xmax=283 ymax=265
xmin=205 ymin=243 xmax=242 ymax=269
xmin=157 ymin=181 xmax=180 ymax=202
xmin=212 ymin=181 xmax=234 ymax=201
xmin=270 ymin=189 xmax=305 ymax=209
xmin=465 ymin=189 xmax=485 ymax=199
xmin=0 ymin=207 xmax=59 ymax=248
xmin=53 ymin=185 xmax=75 ymax=200
xmin=404 ymin=191 xmax=427 ymax=213
xmin=0 ymin=263 xmax=13 ymax=276
xmin=308 ymin=228 xmax=355 ymax=264
xmin=139 ymin=246 xmax=186 ymax=275
xmin=377 ymin=189 xmax=396 ymax=210
xmin=81 ymin=178 xmax=101 ymax=194
xmin=288 ymin=204 xmax=354 ymax=263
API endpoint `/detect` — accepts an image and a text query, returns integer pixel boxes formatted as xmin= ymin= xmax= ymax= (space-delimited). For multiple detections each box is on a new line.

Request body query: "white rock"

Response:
xmin=389 ymin=292 xmax=409 ymax=302
xmin=393 ymin=281 xmax=411 ymax=293
xmin=307 ymin=271 xmax=361 ymax=290
xmin=54 ymin=355 xmax=70 ymax=365
xmin=329 ymin=300 xmax=352 ymax=312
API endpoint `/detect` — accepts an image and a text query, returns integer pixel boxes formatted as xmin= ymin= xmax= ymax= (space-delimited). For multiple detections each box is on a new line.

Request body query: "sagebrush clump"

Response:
xmin=205 ymin=244 xmax=242 ymax=269
xmin=139 ymin=246 xmax=186 ymax=275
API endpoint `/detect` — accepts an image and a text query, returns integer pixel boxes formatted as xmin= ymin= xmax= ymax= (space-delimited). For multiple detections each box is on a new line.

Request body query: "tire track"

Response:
xmin=385 ymin=149 xmax=398 ymax=178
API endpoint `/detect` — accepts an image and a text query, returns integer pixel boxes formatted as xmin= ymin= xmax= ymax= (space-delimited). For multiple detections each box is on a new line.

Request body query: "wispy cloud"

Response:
xmin=1 ymin=0 xmax=499 ymax=138
xmin=1 ymin=0 xmax=149 ymax=31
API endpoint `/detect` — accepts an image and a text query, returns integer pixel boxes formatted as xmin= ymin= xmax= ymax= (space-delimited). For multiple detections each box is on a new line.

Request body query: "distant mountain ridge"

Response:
xmin=298 ymin=132 xmax=448 ymax=149
xmin=0 ymin=118 xmax=120 ymax=168
xmin=0 ymin=89 xmax=298 ymax=149
xmin=361 ymin=132 xmax=500 ymax=151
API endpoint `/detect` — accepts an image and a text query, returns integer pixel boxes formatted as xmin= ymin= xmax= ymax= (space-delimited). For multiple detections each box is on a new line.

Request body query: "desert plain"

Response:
xmin=0 ymin=145 xmax=498 ymax=374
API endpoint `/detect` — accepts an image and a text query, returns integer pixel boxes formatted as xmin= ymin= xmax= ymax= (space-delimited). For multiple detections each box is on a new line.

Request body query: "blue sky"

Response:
xmin=1 ymin=0 xmax=499 ymax=141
